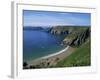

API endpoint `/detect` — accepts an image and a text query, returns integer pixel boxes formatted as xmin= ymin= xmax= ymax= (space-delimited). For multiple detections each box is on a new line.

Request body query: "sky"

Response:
xmin=23 ymin=10 xmax=91 ymax=27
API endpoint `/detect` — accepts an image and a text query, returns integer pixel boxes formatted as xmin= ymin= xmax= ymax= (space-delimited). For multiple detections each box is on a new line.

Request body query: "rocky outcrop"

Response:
xmin=70 ymin=28 xmax=90 ymax=47
xmin=48 ymin=26 xmax=90 ymax=47
xmin=51 ymin=30 xmax=69 ymax=35
xmin=49 ymin=26 xmax=69 ymax=35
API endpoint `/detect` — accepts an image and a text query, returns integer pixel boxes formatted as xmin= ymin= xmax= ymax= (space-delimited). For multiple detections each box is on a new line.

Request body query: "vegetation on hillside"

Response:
xmin=48 ymin=26 xmax=91 ymax=67
xmin=56 ymin=40 xmax=90 ymax=67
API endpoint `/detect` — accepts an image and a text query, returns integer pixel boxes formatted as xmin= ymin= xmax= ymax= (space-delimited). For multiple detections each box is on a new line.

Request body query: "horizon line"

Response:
xmin=23 ymin=25 xmax=91 ymax=27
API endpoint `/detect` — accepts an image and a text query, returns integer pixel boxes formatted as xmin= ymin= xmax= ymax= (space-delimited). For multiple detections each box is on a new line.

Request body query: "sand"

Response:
xmin=27 ymin=46 xmax=75 ymax=67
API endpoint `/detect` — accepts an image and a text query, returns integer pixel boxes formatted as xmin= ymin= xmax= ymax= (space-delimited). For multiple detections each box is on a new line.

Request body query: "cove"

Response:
xmin=23 ymin=28 xmax=66 ymax=62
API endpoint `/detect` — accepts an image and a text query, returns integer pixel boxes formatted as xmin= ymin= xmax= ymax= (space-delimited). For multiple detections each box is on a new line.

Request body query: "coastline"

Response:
xmin=40 ymin=46 xmax=69 ymax=59
xmin=27 ymin=46 xmax=75 ymax=67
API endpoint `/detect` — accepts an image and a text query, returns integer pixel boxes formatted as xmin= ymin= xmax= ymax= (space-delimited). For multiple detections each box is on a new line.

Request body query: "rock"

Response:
xmin=70 ymin=28 xmax=90 ymax=47
xmin=48 ymin=26 xmax=90 ymax=47
xmin=49 ymin=26 xmax=69 ymax=35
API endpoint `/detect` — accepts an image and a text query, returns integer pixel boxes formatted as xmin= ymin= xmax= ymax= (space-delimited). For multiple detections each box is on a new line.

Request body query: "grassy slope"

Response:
xmin=56 ymin=39 xmax=91 ymax=67
xmin=52 ymin=26 xmax=88 ymax=32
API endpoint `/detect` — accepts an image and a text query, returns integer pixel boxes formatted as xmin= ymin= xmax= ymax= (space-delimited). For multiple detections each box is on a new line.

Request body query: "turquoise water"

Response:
xmin=23 ymin=29 xmax=66 ymax=62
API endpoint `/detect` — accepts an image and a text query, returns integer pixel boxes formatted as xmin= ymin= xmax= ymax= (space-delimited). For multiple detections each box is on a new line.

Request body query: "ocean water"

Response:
xmin=23 ymin=29 xmax=66 ymax=62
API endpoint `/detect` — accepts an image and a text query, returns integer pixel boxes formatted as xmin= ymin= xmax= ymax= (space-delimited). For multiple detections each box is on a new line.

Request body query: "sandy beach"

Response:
xmin=27 ymin=46 xmax=75 ymax=67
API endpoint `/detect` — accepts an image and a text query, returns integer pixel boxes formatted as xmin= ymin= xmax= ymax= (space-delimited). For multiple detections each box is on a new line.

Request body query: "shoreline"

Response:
xmin=39 ymin=46 xmax=69 ymax=59
xmin=27 ymin=46 xmax=75 ymax=67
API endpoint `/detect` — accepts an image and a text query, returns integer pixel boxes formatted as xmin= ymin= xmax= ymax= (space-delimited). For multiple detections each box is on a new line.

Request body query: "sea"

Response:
xmin=23 ymin=27 xmax=66 ymax=62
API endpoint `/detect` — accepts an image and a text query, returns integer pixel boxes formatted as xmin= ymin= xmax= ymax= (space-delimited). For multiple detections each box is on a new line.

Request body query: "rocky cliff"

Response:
xmin=49 ymin=26 xmax=90 ymax=47
xmin=69 ymin=28 xmax=90 ymax=47
xmin=48 ymin=26 xmax=70 ymax=35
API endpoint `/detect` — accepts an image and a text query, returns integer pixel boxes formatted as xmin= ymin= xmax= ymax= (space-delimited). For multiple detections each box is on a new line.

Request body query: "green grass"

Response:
xmin=56 ymin=39 xmax=91 ymax=67
xmin=52 ymin=26 xmax=89 ymax=32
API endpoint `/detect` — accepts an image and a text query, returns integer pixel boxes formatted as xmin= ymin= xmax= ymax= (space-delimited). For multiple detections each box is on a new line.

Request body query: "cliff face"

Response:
xmin=49 ymin=26 xmax=70 ymax=35
xmin=70 ymin=28 xmax=90 ymax=47
xmin=49 ymin=26 xmax=90 ymax=47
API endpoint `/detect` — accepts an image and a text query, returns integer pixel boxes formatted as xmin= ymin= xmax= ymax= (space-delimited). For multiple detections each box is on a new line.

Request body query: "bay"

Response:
xmin=23 ymin=28 xmax=66 ymax=62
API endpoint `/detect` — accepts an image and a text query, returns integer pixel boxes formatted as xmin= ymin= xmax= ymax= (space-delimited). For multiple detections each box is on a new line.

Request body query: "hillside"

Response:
xmin=56 ymin=39 xmax=90 ymax=67
xmin=49 ymin=26 xmax=91 ymax=67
